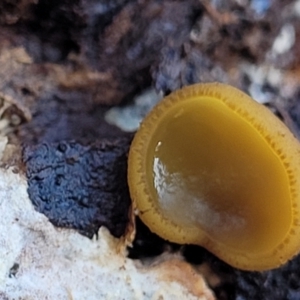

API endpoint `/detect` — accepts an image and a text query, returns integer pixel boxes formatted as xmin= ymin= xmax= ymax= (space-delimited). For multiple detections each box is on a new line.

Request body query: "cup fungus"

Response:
xmin=128 ymin=82 xmax=300 ymax=271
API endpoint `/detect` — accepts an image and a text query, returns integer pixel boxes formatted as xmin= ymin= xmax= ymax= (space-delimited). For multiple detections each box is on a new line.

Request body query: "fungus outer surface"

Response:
xmin=128 ymin=82 xmax=300 ymax=271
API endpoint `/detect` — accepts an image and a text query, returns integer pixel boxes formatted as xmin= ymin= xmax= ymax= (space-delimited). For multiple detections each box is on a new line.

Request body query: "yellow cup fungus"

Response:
xmin=127 ymin=82 xmax=300 ymax=271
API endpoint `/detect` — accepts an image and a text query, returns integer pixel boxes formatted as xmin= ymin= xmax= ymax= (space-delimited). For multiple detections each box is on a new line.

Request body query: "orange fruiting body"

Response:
xmin=128 ymin=82 xmax=300 ymax=271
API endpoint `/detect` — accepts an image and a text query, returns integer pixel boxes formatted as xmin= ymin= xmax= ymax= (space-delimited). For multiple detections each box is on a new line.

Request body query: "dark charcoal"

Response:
xmin=231 ymin=255 xmax=300 ymax=300
xmin=23 ymin=138 xmax=132 ymax=238
xmin=19 ymin=90 xmax=127 ymax=145
xmin=182 ymin=242 xmax=300 ymax=300
xmin=23 ymin=0 xmax=130 ymax=62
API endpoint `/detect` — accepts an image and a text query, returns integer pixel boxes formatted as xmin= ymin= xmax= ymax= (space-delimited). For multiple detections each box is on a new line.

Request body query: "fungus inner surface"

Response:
xmin=147 ymin=96 xmax=291 ymax=254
